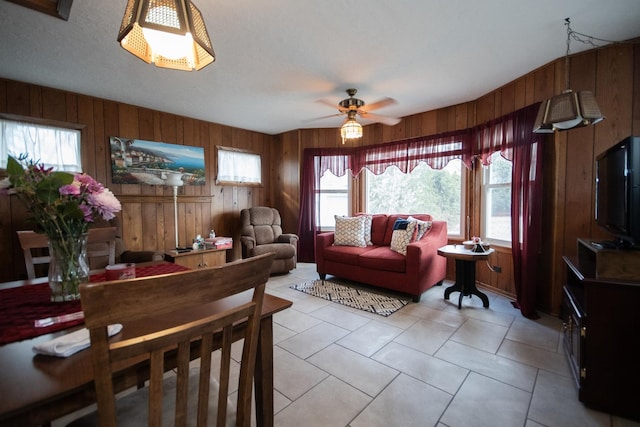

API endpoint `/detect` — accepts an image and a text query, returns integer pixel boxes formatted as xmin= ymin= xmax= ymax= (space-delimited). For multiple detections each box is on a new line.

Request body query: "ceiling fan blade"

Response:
xmin=360 ymin=97 xmax=396 ymax=112
xmin=316 ymin=99 xmax=349 ymax=112
xmin=360 ymin=111 xmax=401 ymax=126
xmin=303 ymin=113 xmax=344 ymax=123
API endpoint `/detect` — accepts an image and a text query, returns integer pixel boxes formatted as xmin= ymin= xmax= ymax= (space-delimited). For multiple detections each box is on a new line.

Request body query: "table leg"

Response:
xmin=254 ymin=315 xmax=274 ymax=427
xmin=444 ymin=259 xmax=490 ymax=309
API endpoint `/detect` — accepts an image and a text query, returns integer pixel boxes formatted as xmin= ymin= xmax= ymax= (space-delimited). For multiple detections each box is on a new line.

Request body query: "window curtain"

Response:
xmin=0 ymin=119 xmax=81 ymax=171
xmin=508 ymin=104 xmax=544 ymax=318
xmin=471 ymin=104 xmax=543 ymax=317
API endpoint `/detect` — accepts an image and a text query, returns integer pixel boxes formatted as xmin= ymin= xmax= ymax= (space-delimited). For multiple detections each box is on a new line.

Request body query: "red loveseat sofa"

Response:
xmin=315 ymin=214 xmax=448 ymax=302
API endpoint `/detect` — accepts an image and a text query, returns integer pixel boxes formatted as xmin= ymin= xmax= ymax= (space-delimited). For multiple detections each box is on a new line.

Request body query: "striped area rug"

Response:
xmin=290 ymin=279 xmax=410 ymax=317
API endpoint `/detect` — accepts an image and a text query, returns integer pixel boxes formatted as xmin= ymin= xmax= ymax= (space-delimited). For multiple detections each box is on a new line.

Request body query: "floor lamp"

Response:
xmin=164 ymin=173 xmax=185 ymax=250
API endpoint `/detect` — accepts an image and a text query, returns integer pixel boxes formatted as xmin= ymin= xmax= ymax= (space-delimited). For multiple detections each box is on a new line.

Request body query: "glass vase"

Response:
xmin=48 ymin=232 xmax=89 ymax=302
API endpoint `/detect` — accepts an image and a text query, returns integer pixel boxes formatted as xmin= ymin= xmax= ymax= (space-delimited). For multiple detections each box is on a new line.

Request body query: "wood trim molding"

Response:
xmin=117 ymin=195 xmax=213 ymax=204
xmin=5 ymin=0 xmax=73 ymax=20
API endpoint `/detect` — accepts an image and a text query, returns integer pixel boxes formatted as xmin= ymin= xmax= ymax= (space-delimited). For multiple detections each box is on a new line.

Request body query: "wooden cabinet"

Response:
xmin=562 ymin=248 xmax=640 ymax=422
xmin=165 ymin=248 xmax=228 ymax=269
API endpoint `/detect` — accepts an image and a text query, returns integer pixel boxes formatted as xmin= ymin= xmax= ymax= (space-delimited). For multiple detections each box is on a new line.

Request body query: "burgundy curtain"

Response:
xmin=508 ymin=104 xmax=544 ymax=318
xmin=297 ymin=147 xmax=353 ymax=262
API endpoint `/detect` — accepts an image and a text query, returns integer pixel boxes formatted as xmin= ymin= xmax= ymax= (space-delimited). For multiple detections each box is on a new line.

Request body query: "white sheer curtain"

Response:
xmin=216 ymin=148 xmax=262 ymax=184
xmin=0 ymin=119 xmax=81 ymax=171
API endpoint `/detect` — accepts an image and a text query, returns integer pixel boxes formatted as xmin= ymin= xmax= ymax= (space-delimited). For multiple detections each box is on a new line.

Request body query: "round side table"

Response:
xmin=437 ymin=244 xmax=495 ymax=309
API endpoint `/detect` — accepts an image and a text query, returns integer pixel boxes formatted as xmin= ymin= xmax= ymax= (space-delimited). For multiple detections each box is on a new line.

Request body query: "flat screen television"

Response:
xmin=595 ymin=136 xmax=640 ymax=249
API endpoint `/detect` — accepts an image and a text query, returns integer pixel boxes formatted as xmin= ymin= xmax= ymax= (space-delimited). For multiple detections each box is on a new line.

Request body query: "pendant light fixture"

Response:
xmin=118 ymin=0 xmax=215 ymax=71
xmin=340 ymin=111 xmax=363 ymax=144
xmin=533 ymin=18 xmax=605 ymax=133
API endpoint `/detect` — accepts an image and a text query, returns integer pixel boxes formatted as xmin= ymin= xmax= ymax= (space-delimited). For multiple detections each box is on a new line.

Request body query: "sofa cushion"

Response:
xmin=390 ymin=219 xmax=417 ymax=255
xmin=333 ymin=215 xmax=368 ymax=247
xmin=323 ymin=244 xmax=371 ymax=265
xmin=253 ymin=242 xmax=295 ymax=259
xmin=358 ymin=246 xmax=407 ymax=273
xmin=369 ymin=214 xmax=389 ymax=246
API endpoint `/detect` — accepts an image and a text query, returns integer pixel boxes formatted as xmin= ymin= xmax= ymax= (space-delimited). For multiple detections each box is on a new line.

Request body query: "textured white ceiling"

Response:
xmin=0 ymin=1 xmax=639 ymax=135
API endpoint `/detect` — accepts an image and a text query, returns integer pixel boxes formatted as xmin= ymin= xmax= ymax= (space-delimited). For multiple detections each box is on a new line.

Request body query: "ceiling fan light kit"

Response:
xmin=118 ymin=0 xmax=215 ymax=71
xmin=341 ymin=112 xmax=363 ymax=144
xmin=533 ymin=18 xmax=605 ymax=133
xmin=316 ymin=88 xmax=400 ymax=144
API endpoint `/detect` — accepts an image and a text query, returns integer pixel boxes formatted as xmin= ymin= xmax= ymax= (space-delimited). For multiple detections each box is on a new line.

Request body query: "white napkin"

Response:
xmin=33 ymin=324 xmax=123 ymax=358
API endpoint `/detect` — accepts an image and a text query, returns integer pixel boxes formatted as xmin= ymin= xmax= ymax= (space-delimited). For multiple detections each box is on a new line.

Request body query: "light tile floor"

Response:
xmin=265 ymin=263 xmax=640 ymax=427
xmin=54 ymin=262 xmax=640 ymax=427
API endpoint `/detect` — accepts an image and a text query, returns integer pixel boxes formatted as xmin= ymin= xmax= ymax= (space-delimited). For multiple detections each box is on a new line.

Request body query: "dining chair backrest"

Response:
xmin=16 ymin=230 xmax=50 ymax=280
xmin=79 ymin=252 xmax=275 ymax=427
xmin=86 ymin=227 xmax=117 ymax=272
xmin=17 ymin=227 xmax=118 ymax=279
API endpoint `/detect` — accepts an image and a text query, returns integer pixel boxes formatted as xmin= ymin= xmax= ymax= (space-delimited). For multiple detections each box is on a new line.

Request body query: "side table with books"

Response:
xmin=165 ymin=237 xmax=232 ymax=269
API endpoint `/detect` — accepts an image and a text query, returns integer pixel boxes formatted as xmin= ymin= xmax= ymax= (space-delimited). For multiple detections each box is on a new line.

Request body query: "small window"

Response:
xmin=0 ymin=118 xmax=81 ymax=171
xmin=481 ymin=151 xmax=512 ymax=244
xmin=216 ymin=146 xmax=262 ymax=186
xmin=316 ymin=171 xmax=349 ymax=230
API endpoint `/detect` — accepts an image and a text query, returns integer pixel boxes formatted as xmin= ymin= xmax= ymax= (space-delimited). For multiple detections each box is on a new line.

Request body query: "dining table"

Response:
xmin=0 ymin=261 xmax=292 ymax=427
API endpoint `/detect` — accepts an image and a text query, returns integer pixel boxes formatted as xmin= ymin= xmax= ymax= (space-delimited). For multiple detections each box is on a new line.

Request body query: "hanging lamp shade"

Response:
xmin=118 ymin=0 xmax=215 ymax=71
xmin=533 ymin=89 xmax=604 ymax=133
xmin=340 ymin=112 xmax=363 ymax=144
xmin=533 ymin=18 xmax=604 ymax=133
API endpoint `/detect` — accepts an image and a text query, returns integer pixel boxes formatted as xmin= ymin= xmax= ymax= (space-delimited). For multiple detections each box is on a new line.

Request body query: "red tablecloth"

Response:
xmin=0 ymin=263 xmax=190 ymax=345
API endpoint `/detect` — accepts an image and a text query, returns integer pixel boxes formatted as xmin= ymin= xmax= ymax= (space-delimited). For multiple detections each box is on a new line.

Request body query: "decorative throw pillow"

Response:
xmin=359 ymin=214 xmax=373 ymax=246
xmin=333 ymin=215 xmax=367 ymax=247
xmin=408 ymin=216 xmax=433 ymax=241
xmin=390 ymin=219 xmax=417 ymax=255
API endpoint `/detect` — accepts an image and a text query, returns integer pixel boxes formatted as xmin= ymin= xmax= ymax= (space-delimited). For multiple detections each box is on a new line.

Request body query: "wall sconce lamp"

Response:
xmin=533 ymin=18 xmax=605 ymax=133
xmin=118 ymin=0 xmax=215 ymax=71
xmin=340 ymin=111 xmax=363 ymax=144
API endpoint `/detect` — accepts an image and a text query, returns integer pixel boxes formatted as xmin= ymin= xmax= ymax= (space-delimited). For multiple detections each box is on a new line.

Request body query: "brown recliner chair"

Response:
xmin=240 ymin=207 xmax=298 ymax=274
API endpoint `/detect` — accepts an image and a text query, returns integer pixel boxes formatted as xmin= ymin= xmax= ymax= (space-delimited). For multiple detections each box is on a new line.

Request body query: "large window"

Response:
xmin=365 ymin=160 xmax=464 ymax=236
xmin=316 ymin=171 xmax=349 ymax=230
xmin=0 ymin=118 xmax=81 ymax=171
xmin=481 ymin=151 xmax=512 ymax=244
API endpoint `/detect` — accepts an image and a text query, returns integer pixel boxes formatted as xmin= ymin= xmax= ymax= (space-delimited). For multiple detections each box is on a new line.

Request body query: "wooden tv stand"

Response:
xmin=562 ymin=242 xmax=640 ymax=421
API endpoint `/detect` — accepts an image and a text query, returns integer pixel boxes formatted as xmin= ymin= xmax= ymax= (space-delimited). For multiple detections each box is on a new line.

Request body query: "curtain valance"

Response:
xmin=303 ymin=104 xmax=540 ymax=179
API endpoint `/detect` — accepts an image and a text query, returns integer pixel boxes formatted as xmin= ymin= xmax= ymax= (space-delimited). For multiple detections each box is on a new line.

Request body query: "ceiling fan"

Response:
xmin=315 ymin=88 xmax=401 ymax=127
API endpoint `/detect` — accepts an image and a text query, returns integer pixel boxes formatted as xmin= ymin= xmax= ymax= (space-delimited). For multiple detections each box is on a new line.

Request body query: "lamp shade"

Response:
xmin=340 ymin=116 xmax=363 ymax=144
xmin=533 ymin=90 xmax=604 ymax=133
xmin=164 ymin=172 xmax=184 ymax=186
xmin=118 ymin=0 xmax=215 ymax=71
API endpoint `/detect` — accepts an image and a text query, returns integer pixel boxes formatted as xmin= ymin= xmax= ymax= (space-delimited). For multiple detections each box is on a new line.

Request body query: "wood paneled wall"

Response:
xmin=0 ymin=78 xmax=274 ymax=282
xmin=1 ymin=41 xmax=637 ymax=315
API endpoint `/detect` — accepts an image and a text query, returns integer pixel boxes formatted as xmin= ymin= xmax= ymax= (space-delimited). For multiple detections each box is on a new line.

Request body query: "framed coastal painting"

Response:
xmin=109 ymin=137 xmax=205 ymax=185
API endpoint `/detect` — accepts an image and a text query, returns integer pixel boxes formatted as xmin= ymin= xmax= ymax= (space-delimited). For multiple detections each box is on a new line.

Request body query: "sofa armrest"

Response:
xmin=240 ymin=236 xmax=256 ymax=250
xmin=277 ymin=233 xmax=299 ymax=245
xmin=315 ymin=232 xmax=335 ymax=271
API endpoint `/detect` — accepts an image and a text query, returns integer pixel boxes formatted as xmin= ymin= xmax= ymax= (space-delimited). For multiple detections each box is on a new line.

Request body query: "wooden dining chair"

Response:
xmin=86 ymin=226 xmax=117 ymax=272
xmin=70 ymin=252 xmax=275 ymax=427
xmin=17 ymin=227 xmax=117 ymax=278
xmin=16 ymin=230 xmax=51 ymax=279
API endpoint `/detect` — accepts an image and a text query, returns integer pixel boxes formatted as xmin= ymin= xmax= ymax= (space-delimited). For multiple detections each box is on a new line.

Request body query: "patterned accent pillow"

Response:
xmin=408 ymin=216 xmax=433 ymax=241
xmin=333 ymin=215 xmax=367 ymax=247
xmin=390 ymin=219 xmax=417 ymax=255
xmin=360 ymin=214 xmax=373 ymax=246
